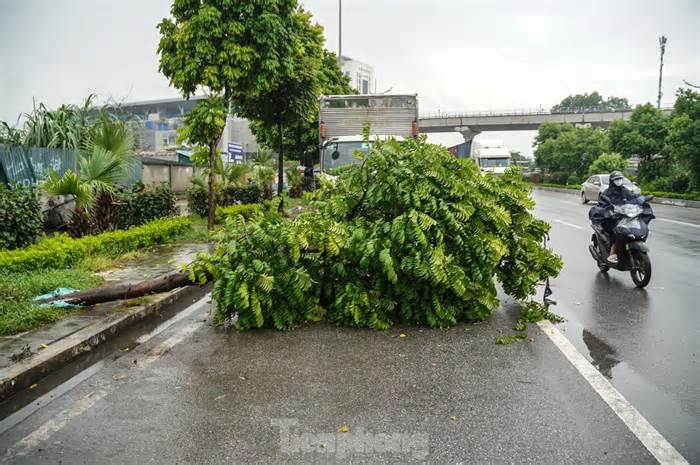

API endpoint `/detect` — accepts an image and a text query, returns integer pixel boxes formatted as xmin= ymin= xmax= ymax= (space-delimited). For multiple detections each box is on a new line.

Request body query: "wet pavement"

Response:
xmin=532 ymin=189 xmax=700 ymax=463
xmin=0 ymin=296 xmax=659 ymax=464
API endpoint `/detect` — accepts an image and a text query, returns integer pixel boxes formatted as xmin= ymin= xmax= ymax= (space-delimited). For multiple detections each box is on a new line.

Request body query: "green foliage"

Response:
xmin=518 ymin=301 xmax=564 ymax=323
xmin=0 ymin=269 xmax=102 ymax=335
xmin=608 ymin=104 xmax=669 ymax=181
xmin=534 ymin=124 xmax=608 ymax=176
xmin=178 ymin=97 xmax=227 ymax=148
xmin=286 ymin=167 xmax=304 ymax=197
xmin=222 ymin=185 xmax=263 ymax=205
xmin=250 ymin=49 xmax=354 ymax=162
xmin=0 ymin=217 xmax=191 ymax=273
xmin=117 ymin=183 xmax=179 ymax=229
xmin=0 ymin=184 xmax=42 ymax=250
xmin=666 ymin=89 xmax=700 ymax=189
xmin=551 ymin=92 xmax=630 ymax=113
xmin=215 ymin=204 xmax=263 ymax=224
xmin=192 ymin=137 xmax=562 ymax=331
xmin=186 ymin=180 xmax=210 ymax=217
xmin=588 ymin=152 xmax=627 ymax=176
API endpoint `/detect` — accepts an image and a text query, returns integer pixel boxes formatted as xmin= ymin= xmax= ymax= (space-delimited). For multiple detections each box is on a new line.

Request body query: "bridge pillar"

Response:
xmin=455 ymin=126 xmax=480 ymax=156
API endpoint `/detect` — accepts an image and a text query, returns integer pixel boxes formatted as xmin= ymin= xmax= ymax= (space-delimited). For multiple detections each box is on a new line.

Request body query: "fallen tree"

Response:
xmin=37 ymin=270 xmax=195 ymax=306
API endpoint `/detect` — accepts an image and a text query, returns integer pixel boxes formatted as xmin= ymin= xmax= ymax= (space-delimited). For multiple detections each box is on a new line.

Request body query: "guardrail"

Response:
xmin=420 ymin=105 xmax=674 ymax=120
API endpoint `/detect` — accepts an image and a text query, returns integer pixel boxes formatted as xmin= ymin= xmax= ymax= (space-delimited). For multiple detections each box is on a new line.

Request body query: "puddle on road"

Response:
xmin=582 ymin=329 xmax=620 ymax=379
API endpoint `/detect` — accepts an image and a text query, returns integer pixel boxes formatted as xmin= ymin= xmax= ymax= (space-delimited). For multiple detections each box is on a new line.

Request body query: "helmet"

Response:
xmin=609 ymin=171 xmax=624 ymax=182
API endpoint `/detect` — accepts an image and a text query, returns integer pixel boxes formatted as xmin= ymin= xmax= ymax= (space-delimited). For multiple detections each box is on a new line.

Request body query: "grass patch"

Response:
xmin=174 ymin=215 xmax=209 ymax=243
xmin=0 ymin=269 xmax=102 ymax=335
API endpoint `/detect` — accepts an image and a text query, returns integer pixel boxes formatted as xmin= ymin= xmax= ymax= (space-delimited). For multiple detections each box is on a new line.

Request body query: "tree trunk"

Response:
xmin=36 ymin=271 xmax=199 ymax=307
xmin=208 ymin=139 xmax=217 ymax=230
xmin=277 ymin=120 xmax=284 ymax=212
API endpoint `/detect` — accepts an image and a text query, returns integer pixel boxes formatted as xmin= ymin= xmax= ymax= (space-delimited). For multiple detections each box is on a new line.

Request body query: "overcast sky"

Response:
xmin=1 ymin=0 xmax=698 ymax=155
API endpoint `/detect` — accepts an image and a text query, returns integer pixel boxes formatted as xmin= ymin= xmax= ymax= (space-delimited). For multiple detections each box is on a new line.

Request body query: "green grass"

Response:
xmin=0 ymin=269 xmax=103 ymax=335
xmin=175 ymin=215 xmax=209 ymax=242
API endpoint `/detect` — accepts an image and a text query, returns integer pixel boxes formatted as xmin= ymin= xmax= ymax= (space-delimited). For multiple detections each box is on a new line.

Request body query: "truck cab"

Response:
xmin=470 ymin=139 xmax=512 ymax=175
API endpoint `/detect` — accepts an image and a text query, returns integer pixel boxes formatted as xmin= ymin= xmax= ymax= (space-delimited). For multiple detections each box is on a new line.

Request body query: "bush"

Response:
xmin=192 ymin=137 xmax=562 ymax=331
xmin=642 ymin=173 xmax=692 ymax=193
xmin=186 ymin=183 xmax=210 ymax=217
xmin=222 ymin=185 xmax=263 ymax=205
xmin=117 ymin=182 xmax=179 ymax=229
xmin=0 ymin=184 xmax=42 ymax=250
xmin=543 ymin=171 xmax=568 ymax=185
xmin=566 ymin=174 xmax=580 ymax=186
xmin=0 ymin=217 xmax=191 ymax=273
xmin=215 ymin=204 xmax=264 ymax=223
xmin=644 ymin=191 xmax=700 ymax=201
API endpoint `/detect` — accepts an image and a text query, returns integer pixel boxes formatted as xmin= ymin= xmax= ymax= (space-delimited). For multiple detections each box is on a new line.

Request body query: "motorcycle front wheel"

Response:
xmin=630 ymin=250 xmax=651 ymax=288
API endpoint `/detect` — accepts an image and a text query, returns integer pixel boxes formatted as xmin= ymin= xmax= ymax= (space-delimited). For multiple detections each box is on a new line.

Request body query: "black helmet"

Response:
xmin=609 ymin=171 xmax=624 ymax=182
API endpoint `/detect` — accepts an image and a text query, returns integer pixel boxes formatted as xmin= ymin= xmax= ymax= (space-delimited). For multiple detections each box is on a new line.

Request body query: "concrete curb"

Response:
xmin=0 ymin=286 xmax=195 ymax=401
xmin=532 ymin=185 xmax=700 ymax=209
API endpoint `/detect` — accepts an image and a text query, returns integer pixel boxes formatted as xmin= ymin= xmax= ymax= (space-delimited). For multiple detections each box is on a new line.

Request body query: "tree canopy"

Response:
xmin=666 ymin=89 xmax=700 ymax=188
xmin=551 ymin=92 xmax=631 ymax=113
xmin=249 ymin=49 xmax=354 ymax=162
xmin=534 ymin=123 xmax=608 ymax=176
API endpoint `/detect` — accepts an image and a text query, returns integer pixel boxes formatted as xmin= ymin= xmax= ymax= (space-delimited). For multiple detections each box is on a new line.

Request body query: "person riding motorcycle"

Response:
xmin=598 ymin=170 xmax=640 ymax=263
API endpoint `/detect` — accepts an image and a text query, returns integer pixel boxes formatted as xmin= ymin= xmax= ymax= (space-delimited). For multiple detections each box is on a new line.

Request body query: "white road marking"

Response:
xmin=553 ymin=219 xmax=584 ymax=230
xmin=4 ymin=389 xmax=107 ymax=459
xmin=136 ymin=292 xmax=211 ymax=344
xmin=656 ymin=218 xmax=700 ymax=229
xmin=538 ymin=320 xmax=689 ymax=465
xmin=3 ymin=300 xmax=209 ymax=459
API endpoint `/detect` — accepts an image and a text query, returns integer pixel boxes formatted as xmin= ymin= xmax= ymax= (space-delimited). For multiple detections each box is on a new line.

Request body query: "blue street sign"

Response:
xmin=227 ymin=143 xmax=244 ymax=164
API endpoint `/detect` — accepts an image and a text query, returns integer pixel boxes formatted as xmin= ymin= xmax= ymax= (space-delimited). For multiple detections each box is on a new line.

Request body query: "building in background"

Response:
xmin=340 ymin=56 xmax=375 ymax=94
xmin=119 ymin=96 xmax=257 ymax=162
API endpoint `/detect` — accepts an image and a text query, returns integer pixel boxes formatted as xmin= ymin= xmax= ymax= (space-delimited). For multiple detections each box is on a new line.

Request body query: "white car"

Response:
xmin=581 ymin=174 xmax=641 ymax=204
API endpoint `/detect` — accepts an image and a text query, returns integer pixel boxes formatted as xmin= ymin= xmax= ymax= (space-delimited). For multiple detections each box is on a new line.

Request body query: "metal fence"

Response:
xmin=0 ymin=145 xmax=142 ymax=188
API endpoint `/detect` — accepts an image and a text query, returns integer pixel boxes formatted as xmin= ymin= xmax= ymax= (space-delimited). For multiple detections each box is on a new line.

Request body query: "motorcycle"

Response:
xmin=588 ymin=195 xmax=655 ymax=288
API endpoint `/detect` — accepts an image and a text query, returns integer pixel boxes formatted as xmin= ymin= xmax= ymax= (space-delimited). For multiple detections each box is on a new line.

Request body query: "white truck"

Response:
xmin=318 ymin=94 xmax=419 ymax=171
xmin=470 ymin=139 xmax=512 ymax=174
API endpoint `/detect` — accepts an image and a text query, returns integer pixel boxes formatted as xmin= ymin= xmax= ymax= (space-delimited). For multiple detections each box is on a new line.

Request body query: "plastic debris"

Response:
xmin=33 ymin=288 xmax=79 ymax=308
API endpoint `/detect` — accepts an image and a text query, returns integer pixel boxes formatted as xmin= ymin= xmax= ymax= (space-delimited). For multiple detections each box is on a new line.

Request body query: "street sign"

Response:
xmin=227 ymin=143 xmax=244 ymax=164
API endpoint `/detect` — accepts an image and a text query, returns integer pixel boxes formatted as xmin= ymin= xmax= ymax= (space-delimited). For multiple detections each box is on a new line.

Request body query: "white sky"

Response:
xmin=1 ymin=0 xmax=698 ymax=156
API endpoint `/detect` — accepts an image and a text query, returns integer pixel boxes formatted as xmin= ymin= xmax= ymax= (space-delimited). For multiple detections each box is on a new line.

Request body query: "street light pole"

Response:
xmin=338 ymin=0 xmax=342 ymax=64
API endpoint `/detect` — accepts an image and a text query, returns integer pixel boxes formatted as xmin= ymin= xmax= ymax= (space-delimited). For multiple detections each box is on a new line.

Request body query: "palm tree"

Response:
xmin=43 ymin=116 xmax=136 ymax=235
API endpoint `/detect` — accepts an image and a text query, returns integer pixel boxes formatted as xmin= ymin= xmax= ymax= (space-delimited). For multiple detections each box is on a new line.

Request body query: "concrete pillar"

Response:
xmin=455 ymin=126 xmax=481 ymax=157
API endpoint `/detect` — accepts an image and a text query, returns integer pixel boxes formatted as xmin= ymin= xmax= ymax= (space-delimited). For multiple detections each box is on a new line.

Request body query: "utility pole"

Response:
xmin=657 ymin=35 xmax=667 ymax=108
xmin=338 ymin=0 xmax=342 ymax=64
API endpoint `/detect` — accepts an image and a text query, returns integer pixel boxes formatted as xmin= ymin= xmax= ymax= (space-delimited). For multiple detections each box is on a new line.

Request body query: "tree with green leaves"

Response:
xmin=158 ymin=0 xmax=302 ymax=227
xmin=551 ymin=92 xmax=631 ymax=113
xmin=176 ymin=97 xmax=227 ymax=228
xmin=534 ymin=124 xmax=608 ymax=176
xmin=666 ymin=89 xmax=700 ymax=189
xmin=608 ymin=103 xmax=669 ymax=181
xmin=236 ymin=7 xmax=326 ymax=201
xmin=191 ymin=137 xmax=561 ymax=330
xmin=250 ymin=49 xmax=354 ymax=164
xmin=588 ymin=153 xmax=627 ymax=176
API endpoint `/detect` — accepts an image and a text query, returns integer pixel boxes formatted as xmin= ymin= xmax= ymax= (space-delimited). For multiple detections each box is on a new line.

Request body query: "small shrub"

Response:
xmin=222 ymin=185 xmax=263 ymax=205
xmin=566 ymin=175 xmax=580 ymax=186
xmin=0 ymin=184 xmax=42 ymax=250
xmin=117 ymin=182 xmax=179 ymax=229
xmin=0 ymin=217 xmax=191 ymax=273
xmin=543 ymin=171 xmax=568 ymax=185
xmin=186 ymin=183 xmax=210 ymax=217
xmin=215 ymin=204 xmax=263 ymax=224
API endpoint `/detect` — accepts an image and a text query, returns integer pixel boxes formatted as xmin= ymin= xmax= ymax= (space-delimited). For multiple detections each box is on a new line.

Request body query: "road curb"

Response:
xmin=0 ymin=286 xmax=196 ymax=401
xmin=533 ymin=185 xmax=700 ymax=209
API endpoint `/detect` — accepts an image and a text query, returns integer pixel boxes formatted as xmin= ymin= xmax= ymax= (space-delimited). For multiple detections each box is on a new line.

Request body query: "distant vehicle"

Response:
xmin=581 ymin=174 xmax=641 ymax=204
xmin=470 ymin=139 xmax=511 ymax=174
xmin=318 ymin=94 xmax=419 ymax=172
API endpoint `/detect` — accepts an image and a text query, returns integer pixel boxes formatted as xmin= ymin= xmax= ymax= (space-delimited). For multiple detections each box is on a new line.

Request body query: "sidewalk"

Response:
xmin=0 ymin=242 xmax=209 ymax=401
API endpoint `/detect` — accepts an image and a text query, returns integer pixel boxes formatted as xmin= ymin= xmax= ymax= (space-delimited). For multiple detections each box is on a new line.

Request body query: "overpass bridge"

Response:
xmin=418 ymin=106 xmax=673 ymax=143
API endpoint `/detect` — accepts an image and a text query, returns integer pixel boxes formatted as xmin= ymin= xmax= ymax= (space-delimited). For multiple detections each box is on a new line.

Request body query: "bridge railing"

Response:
xmin=420 ymin=104 xmax=674 ymax=120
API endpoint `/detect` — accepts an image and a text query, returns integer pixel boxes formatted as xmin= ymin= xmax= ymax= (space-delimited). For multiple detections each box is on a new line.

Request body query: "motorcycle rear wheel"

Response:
xmin=630 ymin=250 xmax=651 ymax=288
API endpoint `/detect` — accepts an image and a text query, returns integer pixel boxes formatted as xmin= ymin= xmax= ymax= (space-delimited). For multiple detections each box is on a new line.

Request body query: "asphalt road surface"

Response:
xmin=532 ymin=189 xmax=700 ymax=463
xmin=0 ymin=190 xmax=696 ymax=464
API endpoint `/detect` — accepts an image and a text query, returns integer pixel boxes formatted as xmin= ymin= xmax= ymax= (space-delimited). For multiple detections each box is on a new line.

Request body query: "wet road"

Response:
xmin=532 ymin=189 xmax=700 ymax=463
